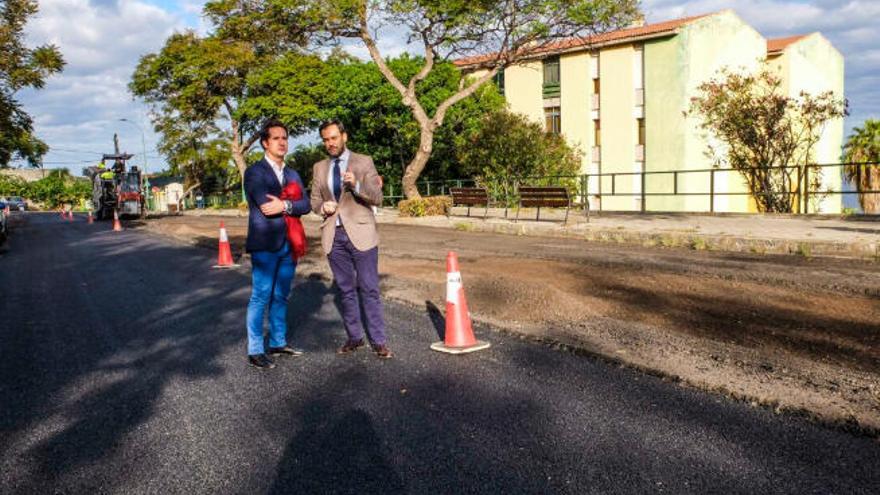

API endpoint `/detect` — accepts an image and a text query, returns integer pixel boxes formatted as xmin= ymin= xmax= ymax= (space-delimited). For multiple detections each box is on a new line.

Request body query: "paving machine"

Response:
xmin=83 ymin=134 xmax=144 ymax=220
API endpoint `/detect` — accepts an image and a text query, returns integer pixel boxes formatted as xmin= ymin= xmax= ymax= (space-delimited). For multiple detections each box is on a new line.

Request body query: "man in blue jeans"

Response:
xmin=244 ymin=119 xmax=311 ymax=369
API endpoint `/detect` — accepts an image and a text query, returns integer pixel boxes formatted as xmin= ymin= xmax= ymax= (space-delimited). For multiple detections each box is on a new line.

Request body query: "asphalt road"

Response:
xmin=1 ymin=213 xmax=878 ymax=494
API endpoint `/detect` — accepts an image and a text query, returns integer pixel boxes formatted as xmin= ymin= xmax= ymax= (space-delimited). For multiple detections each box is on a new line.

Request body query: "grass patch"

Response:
xmin=453 ymin=222 xmax=475 ymax=232
xmin=794 ymin=242 xmax=812 ymax=258
xmin=690 ymin=237 xmax=709 ymax=251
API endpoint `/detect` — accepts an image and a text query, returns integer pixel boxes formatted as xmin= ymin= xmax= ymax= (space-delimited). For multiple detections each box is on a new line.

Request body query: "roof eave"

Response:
xmin=455 ymin=29 xmax=681 ymax=71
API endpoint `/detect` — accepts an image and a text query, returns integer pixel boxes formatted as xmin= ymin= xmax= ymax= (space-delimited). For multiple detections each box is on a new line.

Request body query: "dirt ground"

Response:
xmin=134 ymin=213 xmax=880 ymax=437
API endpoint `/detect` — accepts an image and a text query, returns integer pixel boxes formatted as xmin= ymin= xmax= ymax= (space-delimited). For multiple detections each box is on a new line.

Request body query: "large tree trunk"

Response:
xmin=402 ymin=128 xmax=435 ymax=200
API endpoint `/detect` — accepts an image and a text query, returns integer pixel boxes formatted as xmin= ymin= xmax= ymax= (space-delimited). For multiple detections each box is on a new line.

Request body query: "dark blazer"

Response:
xmin=245 ymin=158 xmax=311 ymax=253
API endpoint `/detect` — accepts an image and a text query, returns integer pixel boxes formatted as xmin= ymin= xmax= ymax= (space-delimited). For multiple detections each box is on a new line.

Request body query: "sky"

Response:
xmin=13 ymin=0 xmax=879 ymax=172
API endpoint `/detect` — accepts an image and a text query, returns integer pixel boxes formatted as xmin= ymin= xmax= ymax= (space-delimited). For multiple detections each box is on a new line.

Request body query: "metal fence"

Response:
xmin=383 ymin=162 xmax=880 ymax=214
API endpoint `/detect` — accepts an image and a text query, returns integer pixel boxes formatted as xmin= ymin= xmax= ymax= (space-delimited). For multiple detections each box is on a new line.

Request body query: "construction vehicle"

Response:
xmin=83 ymin=134 xmax=144 ymax=220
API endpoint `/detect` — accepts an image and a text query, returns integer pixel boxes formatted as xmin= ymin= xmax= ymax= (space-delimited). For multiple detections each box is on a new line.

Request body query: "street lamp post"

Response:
xmin=119 ymin=118 xmax=150 ymax=211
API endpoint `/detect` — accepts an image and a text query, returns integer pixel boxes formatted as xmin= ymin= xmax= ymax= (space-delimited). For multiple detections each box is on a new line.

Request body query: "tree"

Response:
xmin=689 ymin=66 xmax=847 ymax=213
xmin=314 ymin=0 xmax=639 ymax=198
xmin=843 ymin=119 xmax=880 ymax=214
xmin=458 ymin=109 xmax=582 ymax=202
xmin=25 ymin=169 xmax=89 ymax=208
xmin=322 ymin=53 xmax=504 ymax=187
xmin=153 ymin=116 xmax=235 ymax=201
xmin=0 ymin=0 xmax=64 ymax=167
xmin=130 ymin=10 xmax=327 ymax=186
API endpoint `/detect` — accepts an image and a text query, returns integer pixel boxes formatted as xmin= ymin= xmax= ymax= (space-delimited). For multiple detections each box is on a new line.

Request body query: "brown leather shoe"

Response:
xmin=337 ymin=338 xmax=365 ymax=354
xmin=371 ymin=343 xmax=393 ymax=359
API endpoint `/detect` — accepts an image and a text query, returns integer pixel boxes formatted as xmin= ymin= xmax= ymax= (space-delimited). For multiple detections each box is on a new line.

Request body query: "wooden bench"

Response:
xmin=515 ymin=186 xmax=571 ymax=223
xmin=449 ymin=187 xmax=490 ymax=219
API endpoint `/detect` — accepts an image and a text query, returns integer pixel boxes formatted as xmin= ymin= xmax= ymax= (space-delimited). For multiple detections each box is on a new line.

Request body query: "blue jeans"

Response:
xmin=246 ymin=241 xmax=296 ymax=355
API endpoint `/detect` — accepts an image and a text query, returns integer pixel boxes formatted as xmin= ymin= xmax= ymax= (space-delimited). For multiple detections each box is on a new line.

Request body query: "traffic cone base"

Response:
xmin=430 ymin=251 xmax=490 ymax=355
xmin=430 ymin=340 xmax=491 ymax=354
xmin=213 ymin=221 xmax=239 ymax=268
xmin=212 ymin=262 xmax=240 ymax=269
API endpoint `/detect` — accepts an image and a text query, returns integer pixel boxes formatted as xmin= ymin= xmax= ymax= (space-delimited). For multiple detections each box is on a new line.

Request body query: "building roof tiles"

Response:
xmin=453 ymin=12 xmax=713 ymax=69
xmin=767 ymin=35 xmax=808 ymax=55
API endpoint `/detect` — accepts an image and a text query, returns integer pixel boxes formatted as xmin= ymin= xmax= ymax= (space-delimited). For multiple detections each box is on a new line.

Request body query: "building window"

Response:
xmin=543 ymin=56 xmax=560 ymax=98
xmin=493 ymin=70 xmax=505 ymax=96
xmin=638 ymin=118 xmax=645 ymax=146
xmin=594 ymin=119 xmax=601 ymax=147
xmin=545 ymin=106 xmax=561 ymax=134
xmin=593 ymin=78 xmax=600 ymax=94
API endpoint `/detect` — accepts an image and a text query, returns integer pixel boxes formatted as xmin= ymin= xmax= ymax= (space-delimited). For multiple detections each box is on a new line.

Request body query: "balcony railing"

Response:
xmin=542 ymin=82 xmax=561 ymax=98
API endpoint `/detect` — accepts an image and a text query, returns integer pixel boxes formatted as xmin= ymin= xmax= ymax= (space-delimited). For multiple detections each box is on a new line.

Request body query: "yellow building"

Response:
xmin=456 ymin=10 xmax=845 ymax=213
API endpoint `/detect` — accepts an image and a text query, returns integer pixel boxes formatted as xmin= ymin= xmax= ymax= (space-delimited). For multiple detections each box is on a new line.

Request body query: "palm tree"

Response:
xmin=844 ymin=119 xmax=880 ymax=213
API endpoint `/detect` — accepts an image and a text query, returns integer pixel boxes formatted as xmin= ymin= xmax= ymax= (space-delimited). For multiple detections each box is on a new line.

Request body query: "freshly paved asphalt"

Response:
xmin=1 ymin=213 xmax=878 ymax=494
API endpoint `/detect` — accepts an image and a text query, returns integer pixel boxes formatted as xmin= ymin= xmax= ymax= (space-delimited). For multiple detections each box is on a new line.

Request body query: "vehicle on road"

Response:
xmin=0 ymin=200 xmax=8 ymax=245
xmin=1 ymin=196 xmax=26 ymax=211
xmin=82 ymin=134 xmax=144 ymax=220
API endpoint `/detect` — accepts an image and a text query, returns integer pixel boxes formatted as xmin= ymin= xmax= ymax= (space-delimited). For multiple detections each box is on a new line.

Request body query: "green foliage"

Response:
xmin=314 ymin=0 xmax=639 ymax=198
xmin=21 ymin=169 xmax=90 ymax=208
xmin=843 ymin=119 xmax=880 ymax=213
xmin=397 ymin=196 xmax=452 ymax=217
xmin=0 ymin=0 xmax=65 ymax=167
xmin=130 ymin=19 xmax=326 ymax=184
xmin=0 ymin=172 xmax=28 ymax=195
xmin=689 ymin=65 xmax=847 ymax=213
xmin=323 ymin=54 xmax=505 ymax=185
xmin=285 ymin=143 xmax=325 ymax=186
xmin=458 ymin=110 xmax=582 ymax=204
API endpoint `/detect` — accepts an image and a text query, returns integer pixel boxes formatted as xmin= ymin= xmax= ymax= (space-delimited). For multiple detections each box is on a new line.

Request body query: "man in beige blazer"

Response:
xmin=310 ymin=120 xmax=391 ymax=358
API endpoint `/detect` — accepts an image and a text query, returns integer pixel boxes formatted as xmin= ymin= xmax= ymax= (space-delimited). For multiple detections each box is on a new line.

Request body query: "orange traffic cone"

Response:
xmin=112 ymin=209 xmax=123 ymax=231
xmin=430 ymin=251 xmax=490 ymax=354
xmin=87 ymin=210 xmax=93 ymax=224
xmin=213 ymin=221 xmax=239 ymax=268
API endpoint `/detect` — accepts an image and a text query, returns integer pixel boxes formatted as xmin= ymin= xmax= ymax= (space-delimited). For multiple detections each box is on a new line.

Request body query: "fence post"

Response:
xmin=611 ymin=174 xmax=616 ymax=195
xmin=427 ymin=182 xmax=431 ymax=196
xmin=803 ymin=165 xmax=809 ymax=214
xmin=673 ymin=171 xmax=678 ymax=195
xmin=640 ymin=169 xmax=646 ymax=213
xmin=796 ymin=165 xmax=802 ymax=214
xmin=389 ymin=183 xmax=394 ymax=206
xmin=709 ymin=169 xmax=715 ymax=213
xmin=580 ymin=174 xmax=588 ymax=210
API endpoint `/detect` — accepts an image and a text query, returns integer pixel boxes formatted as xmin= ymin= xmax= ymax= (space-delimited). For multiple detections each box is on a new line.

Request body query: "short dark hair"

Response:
xmin=318 ymin=119 xmax=346 ymax=136
xmin=259 ymin=119 xmax=288 ymax=149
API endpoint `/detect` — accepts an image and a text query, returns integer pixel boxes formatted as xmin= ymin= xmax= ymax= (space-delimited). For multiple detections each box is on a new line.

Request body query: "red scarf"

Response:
xmin=280 ymin=180 xmax=307 ymax=261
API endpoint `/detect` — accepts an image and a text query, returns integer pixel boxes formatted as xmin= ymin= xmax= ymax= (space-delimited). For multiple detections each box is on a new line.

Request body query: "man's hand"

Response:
xmin=322 ymin=201 xmax=338 ymax=216
xmin=260 ymin=194 xmax=285 ymax=216
xmin=343 ymin=170 xmax=356 ymax=189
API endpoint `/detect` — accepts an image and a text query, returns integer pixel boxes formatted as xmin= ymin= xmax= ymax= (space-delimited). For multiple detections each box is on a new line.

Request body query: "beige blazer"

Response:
xmin=310 ymin=152 xmax=383 ymax=254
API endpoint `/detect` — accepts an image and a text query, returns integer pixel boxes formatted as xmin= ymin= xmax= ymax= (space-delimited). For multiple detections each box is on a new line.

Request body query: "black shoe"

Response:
xmin=248 ymin=354 xmax=276 ymax=369
xmin=268 ymin=345 xmax=305 ymax=357
xmin=337 ymin=338 xmax=365 ymax=354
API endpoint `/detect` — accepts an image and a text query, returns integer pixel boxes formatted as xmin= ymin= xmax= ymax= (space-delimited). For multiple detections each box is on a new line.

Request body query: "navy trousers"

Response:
xmin=327 ymin=226 xmax=386 ymax=344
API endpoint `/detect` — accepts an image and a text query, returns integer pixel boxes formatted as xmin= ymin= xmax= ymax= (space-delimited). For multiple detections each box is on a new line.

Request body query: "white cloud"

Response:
xmin=14 ymin=0 xmax=188 ymax=171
